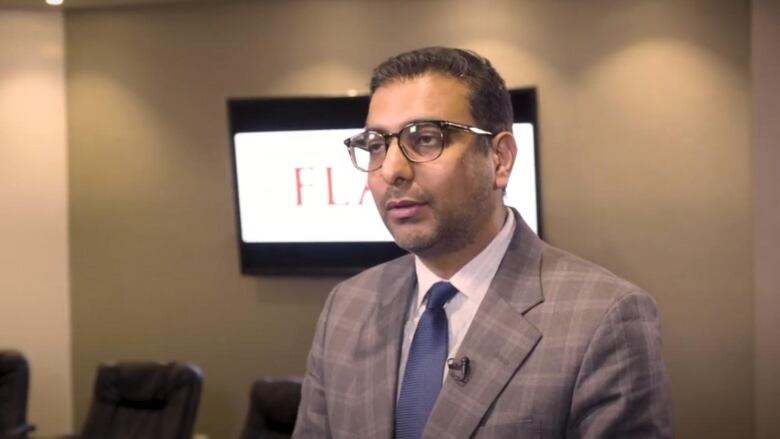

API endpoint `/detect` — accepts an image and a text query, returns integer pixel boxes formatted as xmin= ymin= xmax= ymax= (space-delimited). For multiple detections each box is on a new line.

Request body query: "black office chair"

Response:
xmin=0 ymin=350 xmax=34 ymax=438
xmin=76 ymin=361 xmax=202 ymax=439
xmin=239 ymin=378 xmax=302 ymax=439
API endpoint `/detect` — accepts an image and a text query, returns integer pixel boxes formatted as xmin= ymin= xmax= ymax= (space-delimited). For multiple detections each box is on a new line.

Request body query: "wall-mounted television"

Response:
xmin=228 ymin=89 xmax=540 ymax=275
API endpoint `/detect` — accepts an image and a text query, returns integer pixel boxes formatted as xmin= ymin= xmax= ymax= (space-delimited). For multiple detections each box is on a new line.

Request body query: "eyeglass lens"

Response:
xmin=349 ymin=122 xmax=445 ymax=171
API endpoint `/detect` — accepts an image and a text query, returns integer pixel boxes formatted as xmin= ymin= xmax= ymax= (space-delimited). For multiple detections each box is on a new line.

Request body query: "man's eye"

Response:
xmin=366 ymin=141 xmax=385 ymax=153
xmin=416 ymin=134 xmax=438 ymax=145
xmin=411 ymin=130 xmax=442 ymax=149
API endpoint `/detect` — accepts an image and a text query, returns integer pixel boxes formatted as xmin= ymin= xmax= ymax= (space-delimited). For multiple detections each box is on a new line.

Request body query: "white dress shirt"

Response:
xmin=397 ymin=209 xmax=516 ymax=390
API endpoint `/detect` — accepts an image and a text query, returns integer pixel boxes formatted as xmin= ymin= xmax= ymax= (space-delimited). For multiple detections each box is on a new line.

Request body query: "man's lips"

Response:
xmin=385 ymin=199 xmax=426 ymax=220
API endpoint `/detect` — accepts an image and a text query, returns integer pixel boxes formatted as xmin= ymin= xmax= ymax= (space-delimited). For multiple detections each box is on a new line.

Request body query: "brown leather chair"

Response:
xmin=0 ymin=350 xmax=34 ymax=438
xmin=239 ymin=378 xmax=302 ymax=439
xmin=76 ymin=362 xmax=202 ymax=439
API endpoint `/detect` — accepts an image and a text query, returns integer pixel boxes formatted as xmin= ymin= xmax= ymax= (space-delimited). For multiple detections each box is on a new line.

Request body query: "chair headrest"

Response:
xmin=250 ymin=379 xmax=302 ymax=430
xmin=96 ymin=362 xmax=200 ymax=406
xmin=0 ymin=351 xmax=28 ymax=377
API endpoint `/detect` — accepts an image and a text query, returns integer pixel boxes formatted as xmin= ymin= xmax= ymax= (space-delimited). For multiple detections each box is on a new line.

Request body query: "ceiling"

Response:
xmin=0 ymin=0 xmax=219 ymax=9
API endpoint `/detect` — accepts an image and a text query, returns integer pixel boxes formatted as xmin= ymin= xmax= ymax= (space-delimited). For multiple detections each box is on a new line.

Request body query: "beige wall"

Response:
xmin=0 ymin=9 xmax=73 ymax=435
xmin=65 ymin=0 xmax=752 ymax=437
xmin=752 ymin=0 xmax=780 ymax=438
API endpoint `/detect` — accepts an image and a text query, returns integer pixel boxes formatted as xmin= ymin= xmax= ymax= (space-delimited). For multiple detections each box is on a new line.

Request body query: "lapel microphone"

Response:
xmin=446 ymin=356 xmax=471 ymax=384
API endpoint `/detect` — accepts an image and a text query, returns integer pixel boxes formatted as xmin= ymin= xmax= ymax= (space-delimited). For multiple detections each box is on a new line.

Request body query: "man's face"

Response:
xmin=365 ymin=73 xmax=502 ymax=258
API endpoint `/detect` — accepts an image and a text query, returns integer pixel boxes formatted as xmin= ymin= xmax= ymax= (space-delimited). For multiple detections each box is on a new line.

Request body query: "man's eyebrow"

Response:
xmin=363 ymin=124 xmax=393 ymax=133
xmin=364 ymin=118 xmax=433 ymax=132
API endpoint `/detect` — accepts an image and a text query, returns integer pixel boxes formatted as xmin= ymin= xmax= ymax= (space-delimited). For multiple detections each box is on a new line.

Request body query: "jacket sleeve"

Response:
xmin=292 ymin=288 xmax=336 ymax=439
xmin=567 ymin=291 xmax=674 ymax=438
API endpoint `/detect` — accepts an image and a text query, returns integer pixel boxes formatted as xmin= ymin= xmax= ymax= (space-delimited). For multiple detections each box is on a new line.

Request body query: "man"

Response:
xmin=293 ymin=47 xmax=673 ymax=438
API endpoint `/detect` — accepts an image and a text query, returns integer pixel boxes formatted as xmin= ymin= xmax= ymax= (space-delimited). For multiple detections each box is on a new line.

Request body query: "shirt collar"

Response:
xmin=414 ymin=208 xmax=516 ymax=308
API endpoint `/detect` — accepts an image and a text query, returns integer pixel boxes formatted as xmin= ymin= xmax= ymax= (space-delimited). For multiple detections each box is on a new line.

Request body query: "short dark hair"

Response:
xmin=369 ymin=47 xmax=514 ymax=136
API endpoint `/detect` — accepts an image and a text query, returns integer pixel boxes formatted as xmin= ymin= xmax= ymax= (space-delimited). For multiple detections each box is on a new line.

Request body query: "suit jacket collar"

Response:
xmin=424 ymin=210 xmax=545 ymax=437
xmin=359 ymin=255 xmax=416 ymax=438
xmin=492 ymin=209 xmax=545 ymax=315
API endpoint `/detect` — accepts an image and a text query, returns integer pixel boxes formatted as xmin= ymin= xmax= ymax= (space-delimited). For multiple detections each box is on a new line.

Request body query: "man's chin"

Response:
xmin=387 ymin=227 xmax=436 ymax=255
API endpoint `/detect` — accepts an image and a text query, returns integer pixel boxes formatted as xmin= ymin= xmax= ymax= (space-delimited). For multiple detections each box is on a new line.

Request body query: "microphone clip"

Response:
xmin=447 ymin=356 xmax=471 ymax=385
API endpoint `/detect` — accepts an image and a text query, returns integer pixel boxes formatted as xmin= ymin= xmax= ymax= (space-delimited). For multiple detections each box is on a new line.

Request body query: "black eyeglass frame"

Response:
xmin=343 ymin=120 xmax=495 ymax=172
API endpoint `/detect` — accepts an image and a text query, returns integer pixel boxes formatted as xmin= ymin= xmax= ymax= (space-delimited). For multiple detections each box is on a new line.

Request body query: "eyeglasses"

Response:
xmin=343 ymin=120 xmax=494 ymax=172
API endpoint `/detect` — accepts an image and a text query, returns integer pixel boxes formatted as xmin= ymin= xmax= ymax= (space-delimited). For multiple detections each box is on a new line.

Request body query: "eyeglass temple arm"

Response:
xmin=441 ymin=121 xmax=494 ymax=136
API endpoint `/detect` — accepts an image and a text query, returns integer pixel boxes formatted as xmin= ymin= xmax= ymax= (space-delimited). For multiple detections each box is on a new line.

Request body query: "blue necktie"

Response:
xmin=395 ymin=281 xmax=458 ymax=439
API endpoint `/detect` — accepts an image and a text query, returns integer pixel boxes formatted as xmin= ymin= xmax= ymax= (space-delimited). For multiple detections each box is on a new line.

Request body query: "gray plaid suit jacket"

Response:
xmin=294 ymin=212 xmax=673 ymax=438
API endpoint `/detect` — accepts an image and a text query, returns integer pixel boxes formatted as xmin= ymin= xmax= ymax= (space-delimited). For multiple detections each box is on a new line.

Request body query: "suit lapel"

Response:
xmin=358 ymin=257 xmax=417 ymax=439
xmin=424 ymin=215 xmax=545 ymax=438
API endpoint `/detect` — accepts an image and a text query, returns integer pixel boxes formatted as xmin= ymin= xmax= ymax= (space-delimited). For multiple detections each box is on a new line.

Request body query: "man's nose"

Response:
xmin=379 ymin=138 xmax=413 ymax=185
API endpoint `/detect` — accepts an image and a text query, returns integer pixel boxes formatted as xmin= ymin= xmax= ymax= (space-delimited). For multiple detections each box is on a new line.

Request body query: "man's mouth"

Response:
xmin=385 ymin=199 xmax=426 ymax=220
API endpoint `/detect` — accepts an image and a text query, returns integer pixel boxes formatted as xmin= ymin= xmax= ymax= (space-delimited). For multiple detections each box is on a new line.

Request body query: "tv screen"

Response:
xmin=228 ymin=89 xmax=540 ymax=275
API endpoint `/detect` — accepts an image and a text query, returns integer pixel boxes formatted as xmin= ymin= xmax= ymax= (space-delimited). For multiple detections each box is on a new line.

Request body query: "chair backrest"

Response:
xmin=80 ymin=362 xmax=202 ymax=439
xmin=239 ymin=378 xmax=302 ymax=439
xmin=0 ymin=350 xmax=33 ymax=438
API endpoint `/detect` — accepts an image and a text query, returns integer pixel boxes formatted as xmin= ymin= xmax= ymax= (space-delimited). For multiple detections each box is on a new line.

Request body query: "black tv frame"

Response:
xmin=227 ymin=88 xmax=540 ymax=276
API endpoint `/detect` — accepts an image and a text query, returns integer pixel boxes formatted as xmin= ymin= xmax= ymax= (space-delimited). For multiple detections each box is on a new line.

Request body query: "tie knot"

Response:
xmin=425 ymin=282 xmax=458 ymax=310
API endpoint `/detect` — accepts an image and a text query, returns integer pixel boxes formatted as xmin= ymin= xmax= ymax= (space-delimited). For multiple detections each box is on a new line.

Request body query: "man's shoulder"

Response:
xmin=536 ymin=241 xmax=652 ymax=307
xmin=328 ymin=253 xmax=415 ymax=306
xmin=520 ymin=242 xmax=662 ymax=358
xmin=505 ymin=212 xmax=651 ymax=309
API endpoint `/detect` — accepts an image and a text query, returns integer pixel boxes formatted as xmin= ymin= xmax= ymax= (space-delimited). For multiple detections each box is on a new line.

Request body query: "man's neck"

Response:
xmin=417 ymin=207 xmax=508 ymax=279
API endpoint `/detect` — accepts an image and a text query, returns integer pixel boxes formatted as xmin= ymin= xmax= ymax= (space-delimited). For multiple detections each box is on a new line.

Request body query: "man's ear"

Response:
xmin=491 ymin=132 xmax=517 ymax=191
